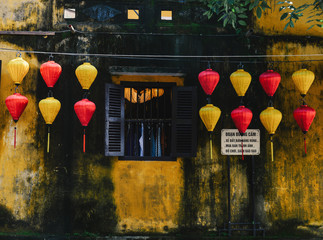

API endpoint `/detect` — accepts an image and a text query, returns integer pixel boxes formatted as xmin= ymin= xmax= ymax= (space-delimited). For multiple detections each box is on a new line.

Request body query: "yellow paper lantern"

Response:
xmin=230 ymin=69 xmax=252 ymax=97
xmin=75 ymin=62 xmax=98 ymax=90
xmin=7 ymin=57 xmax=29 ymax=85
xmin=39 ymin=97 xmax=61 ymax=152
xmin=199 ymin=104 xmax=221 ymax=159
xmin=260 ymin=107 xmax=282 ymax=161
xmin=292 ymin=69 xmax=315 ymax=97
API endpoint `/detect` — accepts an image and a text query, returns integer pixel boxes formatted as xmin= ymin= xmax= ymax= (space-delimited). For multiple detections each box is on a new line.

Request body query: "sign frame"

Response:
xmin=221 ymin=129 xmax=260 ymax=156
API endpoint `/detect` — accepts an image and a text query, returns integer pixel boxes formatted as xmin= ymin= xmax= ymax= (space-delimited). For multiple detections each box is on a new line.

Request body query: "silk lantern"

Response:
xmin=199 ymin=104 xmax=221 ymax=159
xmin=198 ymin=69 xmax=220 ymax=96
xmin=231 ymin=105 xmax=253 ymax=160
xmin=75 ymin=62 xmax=98 ymax=90
xmin=292 ymin=69 xmax=315 ymax=97
xmin=259 ymin=70 xmax=281 ymax=97
xmin=5 ymin=93 xmax=28 ymax=148
xmin=7 ymin=56 xmax=29 ymax=86
xmin=293 ymin=105 xmax=316 ymax=154
xmin=39 ymin=97 xmax=61 ymax=152
xmin=74 ymin=99 xmax=96 ymax=152
xmin=230 ymin=69 xmax=252 ymax=97
xmin=260 ymin=107 xmax=282 ymax=161
xmin=40 ymin=60 xmax=62 ymax=88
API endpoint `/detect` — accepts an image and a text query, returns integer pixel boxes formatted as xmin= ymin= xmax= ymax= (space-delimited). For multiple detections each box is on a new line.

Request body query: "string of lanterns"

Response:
xmin=198 ymin=66 xmax=221 ymax=160
xmin=259 ymin=68 xmax=282 ymax=162
xmin=198 ymin=64 xmax=316 ymax=161
xmin=230 ymin=65 xmax=253 ymax=160
xmin=4 ymin=54 xmax=97 ymax=153
xmin=5 ymin=54 xmax=29 ymax=148
xmin=292 ymin=69 xmax=316 ymax=154
xmin=3 ymin=53 xmax=317 ymax=157
xmin=39 ymin=57 xmax=62 ymax=152
xmin=74 ymin=62 xmax=97 ymax=153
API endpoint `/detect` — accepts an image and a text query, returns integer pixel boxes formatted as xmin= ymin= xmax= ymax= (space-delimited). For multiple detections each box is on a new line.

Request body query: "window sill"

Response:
xmin=119 ymin=156 xmax=176 ymax=161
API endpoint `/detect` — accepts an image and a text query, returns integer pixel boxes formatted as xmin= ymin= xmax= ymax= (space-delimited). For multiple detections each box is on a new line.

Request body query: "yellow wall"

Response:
xmin=253 ymin=0 xmax=323 ymax=37
xmin=263 ymin=41 xmax=322 ymax=225
xmin=0 ymin=42 xmax=47 ymax=226
xmin=0 ymin=0 xmax=321 ymax=236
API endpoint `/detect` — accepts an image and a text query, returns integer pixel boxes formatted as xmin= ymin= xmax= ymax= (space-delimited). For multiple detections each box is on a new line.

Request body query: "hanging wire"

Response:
xmin=0 ymin=47 xmax=323 ymax=60
xmin=268 ymin=61 xmax=274 ymax=70
xmin=238 ymin=62 xmax=244 ymax=69
xmin=16 ymin=51 xmax=22 ymax=57
xmin=49 ymin=54 xmax=54 ymax=61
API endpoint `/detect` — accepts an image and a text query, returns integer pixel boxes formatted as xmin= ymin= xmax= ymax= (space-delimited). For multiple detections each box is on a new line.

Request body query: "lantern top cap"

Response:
xmin=83 ymin=62 xmax=91 ymax=65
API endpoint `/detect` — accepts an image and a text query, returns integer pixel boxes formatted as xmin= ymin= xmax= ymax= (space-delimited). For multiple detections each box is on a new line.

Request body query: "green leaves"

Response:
xmin=201 ymin=0 xmax=273 ymax=29
xmin=238 ymin=20 xmax=247 ymax=26
xmin=277 ymin=0 xmax=322 ymax=30
xmin=280 ymin=12 xmax=288 ymax=20
xmin=256 ymin=6 xmax=262 ymax=18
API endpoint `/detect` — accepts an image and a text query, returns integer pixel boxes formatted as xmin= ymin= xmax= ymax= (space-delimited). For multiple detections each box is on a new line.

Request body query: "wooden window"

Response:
xmin=105 ymin=82 xmax=197 ymax=160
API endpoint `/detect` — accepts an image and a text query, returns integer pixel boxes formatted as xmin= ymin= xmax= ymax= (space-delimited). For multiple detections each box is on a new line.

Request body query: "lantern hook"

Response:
xmin=207 ymin=61 xmax=211 ymax=69
xmin=14 ymin=85 xmax=19 ymax=93
xmin=268 ymin=97 xmax=274 ymax=107
xmin=16 ymin=51 xmax=22 ymax=57
xmin=49 ymin=54 xmax=54 ymax=61
xmin=301 ymin=63 xmax=308 ymax=69
xmin=300 ymin=97 xmax=307 ymax=106
xmin=83 ymin=90 xmax=90 ymax=99
xmin=268 ymin=61 xmax=274 ymax=70
xmin=239 ymin=96 xmax=244 ymax=106
xmin=48 ymin=89 xmax=54 ymax=97
xmin=238 ymin=62 xmax=244 ymax=69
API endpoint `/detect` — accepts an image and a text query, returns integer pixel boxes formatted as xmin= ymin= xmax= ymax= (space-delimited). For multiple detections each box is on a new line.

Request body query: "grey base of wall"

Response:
xmin=0 ymin=234 xmax=322 ymax=240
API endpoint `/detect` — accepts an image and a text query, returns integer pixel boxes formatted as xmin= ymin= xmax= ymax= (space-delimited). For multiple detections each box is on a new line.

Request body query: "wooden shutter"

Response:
xmin=105 ymin=83 xmax=125 ymax=156
xmin=171 ymin=86 xmax=197 ymax=157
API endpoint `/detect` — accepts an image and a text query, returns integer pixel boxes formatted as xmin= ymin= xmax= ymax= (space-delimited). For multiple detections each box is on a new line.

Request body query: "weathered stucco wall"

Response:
xmin=0 ymin=0 xmax=321 ymax=237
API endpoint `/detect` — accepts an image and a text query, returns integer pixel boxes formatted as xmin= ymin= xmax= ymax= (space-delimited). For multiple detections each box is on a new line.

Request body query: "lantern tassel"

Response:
xmin=241 ymin=138 xmax=244 ymax=160
xmin=209 ymin=133 xmax=213 ymax=160
xmin=270 ymin=135 xmax=274 ymax=162
xmin=304 ymin=135 xmax=307 ymax=155
xmin=47 ymin=126 xmax=50 ymax=153
xmin=83 ymin=128 xmax=86 ymax=153
xmin=14 ymin=126 xmax=17 ymax=148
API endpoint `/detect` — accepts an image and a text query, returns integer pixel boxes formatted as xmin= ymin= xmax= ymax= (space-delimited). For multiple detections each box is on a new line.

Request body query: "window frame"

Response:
xmin=119 ymin=81 xmax=176 ymax=161
xmin=105 ymin=73 xmax=197 ymax=161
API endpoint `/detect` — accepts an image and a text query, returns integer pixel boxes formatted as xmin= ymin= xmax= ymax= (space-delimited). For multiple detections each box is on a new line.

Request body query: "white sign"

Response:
xmin=221 ymin=129 xmax=260 ymax=155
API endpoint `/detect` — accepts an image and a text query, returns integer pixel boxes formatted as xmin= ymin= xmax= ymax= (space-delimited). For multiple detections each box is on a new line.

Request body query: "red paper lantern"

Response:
xmin=5 ymin=93 xmax=28 ymax=148
xmin=40 ymin=60 xmax=62 ymax=88
xmin=231 ymin=105 xmax=253 ymax=134
xmin=198 ymin=69 xmax=220 ymax=95
xmin=74 ymin=99 xmax=96 ymax=152
xmin=231 ymin=105 xmax=253 ymax=160
xmin=5 ymin=93 xmax=28 ymax=122
xmin=293 ymin=105 xmax=316 ymax=154
xmin=259 ymin=70 xmax=281 ymax=97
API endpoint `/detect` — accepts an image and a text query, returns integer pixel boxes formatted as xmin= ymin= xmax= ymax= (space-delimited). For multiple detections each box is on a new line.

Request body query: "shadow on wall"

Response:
xmin=0 ymin=204 xmax=33 ymax=231
xmin=269 ymin=218 xmax=321 ymax=237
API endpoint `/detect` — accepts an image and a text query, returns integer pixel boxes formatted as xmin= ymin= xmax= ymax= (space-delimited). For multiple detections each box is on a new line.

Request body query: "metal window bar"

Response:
xmin=122 ymin=82 xmax=175 ymax=158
